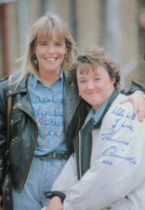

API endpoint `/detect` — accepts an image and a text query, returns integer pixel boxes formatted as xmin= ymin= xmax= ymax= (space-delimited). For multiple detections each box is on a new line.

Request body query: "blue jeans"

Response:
xmin=12 ymin=156 xmax=66 ymax=210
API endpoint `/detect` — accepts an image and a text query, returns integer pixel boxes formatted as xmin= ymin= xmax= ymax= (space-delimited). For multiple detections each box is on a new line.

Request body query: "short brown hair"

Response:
xmin=69 ymin=46 xmax=120 ymax=89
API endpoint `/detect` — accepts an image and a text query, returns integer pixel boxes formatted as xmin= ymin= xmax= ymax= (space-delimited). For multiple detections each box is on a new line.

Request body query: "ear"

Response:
xmin=112 ymin=78 xmax=116 ymax=86
xmin=64 ymin=52 xmax=67 ymax=58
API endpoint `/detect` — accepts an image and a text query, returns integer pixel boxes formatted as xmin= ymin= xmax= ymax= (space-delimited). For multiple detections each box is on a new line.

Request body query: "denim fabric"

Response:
xmin=28 ymin=73 xmax=67 ymax=156
xmin=12 ymin=157 xmax=66 ymax=210
xmin=92 ymin=97 xmax=109 ymax=124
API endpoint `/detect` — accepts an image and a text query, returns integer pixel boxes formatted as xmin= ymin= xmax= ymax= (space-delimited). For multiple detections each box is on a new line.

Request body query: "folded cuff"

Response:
xmin=45 ymin=191 xmax=66 ymax=203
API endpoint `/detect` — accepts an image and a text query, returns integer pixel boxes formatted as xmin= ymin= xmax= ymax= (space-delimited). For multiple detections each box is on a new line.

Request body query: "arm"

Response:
xmin=61 ymin=96 xmax=145 ymax=210
xmin=0 ymin=79 xmax=8 ymax=197
xmin=123 ymin=80 xmax=145 ymax=95
xmin=121 ymin=81 xmax=145 ymax=121
xmin=46 ymin=155 xmax=77 ymax=210
xmin=52 ymin=155 xmax=78 ymax=192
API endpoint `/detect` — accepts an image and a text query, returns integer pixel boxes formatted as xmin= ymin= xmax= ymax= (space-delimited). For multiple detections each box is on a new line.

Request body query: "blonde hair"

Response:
xmin=18 ymin=13 xmax=75 ymax=83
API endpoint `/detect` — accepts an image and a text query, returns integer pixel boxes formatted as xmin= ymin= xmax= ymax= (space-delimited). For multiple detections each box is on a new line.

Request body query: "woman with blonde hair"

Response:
xmin=0 ymin=13 xmax=76 ymax=210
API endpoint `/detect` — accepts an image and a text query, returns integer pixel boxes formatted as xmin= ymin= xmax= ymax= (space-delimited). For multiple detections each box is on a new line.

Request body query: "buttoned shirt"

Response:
xmin=28 ymin=72 xmax=67 ymax=156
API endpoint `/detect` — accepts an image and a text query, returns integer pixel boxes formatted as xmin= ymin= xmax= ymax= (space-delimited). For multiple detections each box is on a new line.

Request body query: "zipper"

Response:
xmin=78 ymin=131 xmax=82 ymax=179
xmin=64 ymin=97 xmax=81 ymax=140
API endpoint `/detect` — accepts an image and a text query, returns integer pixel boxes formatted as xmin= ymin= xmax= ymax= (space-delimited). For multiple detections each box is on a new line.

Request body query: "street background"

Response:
xmin=0 ymin=0 xmax=145 ymax=88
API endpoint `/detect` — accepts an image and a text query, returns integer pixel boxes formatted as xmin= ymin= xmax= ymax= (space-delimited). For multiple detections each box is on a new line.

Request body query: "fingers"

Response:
xmin=120 ymin=97 xmax=129 ymax=105
xmin=134 ymin=99 xmax=145 ymax=122
xmin=120 ymin=94 xmax=145 ymax=121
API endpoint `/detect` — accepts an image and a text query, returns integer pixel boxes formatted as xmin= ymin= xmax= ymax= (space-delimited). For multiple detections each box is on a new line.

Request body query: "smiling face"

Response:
xmin=34 ymin=32 xmax=67 ymax=75
xmin=77 ymin=64 xmax=115 ymax=109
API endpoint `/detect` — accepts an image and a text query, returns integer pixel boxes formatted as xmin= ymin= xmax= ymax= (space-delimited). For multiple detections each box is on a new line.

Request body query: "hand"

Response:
xmin=46 ymin=196 xmax=63 ymax=210
xmin=120 ymin=91 xmax=145 ymax=121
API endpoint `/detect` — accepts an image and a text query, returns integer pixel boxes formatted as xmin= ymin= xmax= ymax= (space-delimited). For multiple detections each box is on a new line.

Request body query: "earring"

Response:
xmin=32 ymin=54 xmax=38 ymax=66
xmin=32 ymin=53 xmax=36 ymax=59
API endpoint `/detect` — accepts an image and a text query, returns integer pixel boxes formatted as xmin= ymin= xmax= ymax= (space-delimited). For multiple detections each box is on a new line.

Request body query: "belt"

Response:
xmin=35 ymin=151 xmax=70 ymax=160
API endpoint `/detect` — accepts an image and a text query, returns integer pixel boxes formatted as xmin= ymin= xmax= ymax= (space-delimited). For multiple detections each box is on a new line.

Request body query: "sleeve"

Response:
xmin=52 ymin=154 xmax=78 ymax=193
xmin=62 ymin=101 xmax=145 ymax=210
xmin=121 ymin=80 xmax=145 ymax=95
xmin=0 ymin=79 xmax=8 ymax=195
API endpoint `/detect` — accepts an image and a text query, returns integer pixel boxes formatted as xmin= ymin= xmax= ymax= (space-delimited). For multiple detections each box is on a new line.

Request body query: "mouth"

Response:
xmin=46 ymin=57 xmax=57 ymax=61
xmin=86 ymin=90 xmax=97 ymax=95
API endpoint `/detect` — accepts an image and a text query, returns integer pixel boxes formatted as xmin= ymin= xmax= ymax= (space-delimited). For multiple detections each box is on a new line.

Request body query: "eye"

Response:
xmin=94 ymin=77 xmax=101 ymax=81
xmin=55 ymin=42 xmax=63 ymax=47
xmin=39 ymin=41 xmax=48 ymax=46
xmin=78 ymin=79 xmax=87 ymax=84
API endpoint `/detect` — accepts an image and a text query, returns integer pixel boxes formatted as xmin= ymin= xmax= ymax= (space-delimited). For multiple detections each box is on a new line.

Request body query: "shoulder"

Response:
xmin=110 ymin=94 xmax=133 ymax=112
xmin=0 ymin=76 xmax=8 ymax=93
xmin=0 ymin=71 xmax=20 ymax=85
xmin=0 ymin=71 xmax=27 ymax=95
xmin=102 ymin=94 xmax=135 ymax=124
xmin=0 ymin=75 xmax=8 ymax=82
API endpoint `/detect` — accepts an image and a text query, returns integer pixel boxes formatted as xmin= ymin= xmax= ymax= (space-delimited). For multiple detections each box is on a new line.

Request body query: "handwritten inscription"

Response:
xmin=101 ymin=130 xmax=130 ymax=146
xmin=112 ymin=107 xmax=136 ymax=120
xmin=101 ymin=159 xmax=112 ymax=166
xmin=121 ymin=121 xmax=134 ymax=132
xmin=112 ymin=117 xmax=121 ymax=128
xmin=34 ymin=106 xmax=63 ymax=117
xmin=101 ymin=105 xmax=137 ymax=166
xmin=31 ymin=95 xmax=63 ymax=104
xmin=103 ymin=146 xmax=136 ymax=165
xmin=112 ymin=107 xmax=125 ymax=117
xmin=31 ymin=93 xmax=64 ymax=140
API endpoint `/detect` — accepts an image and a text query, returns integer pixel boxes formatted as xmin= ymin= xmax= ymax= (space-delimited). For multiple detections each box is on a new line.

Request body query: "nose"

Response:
xmin=86 ymin=81 xmax=95 ymax=89
xmin=47 ymin=44 xmax=55 ymax=53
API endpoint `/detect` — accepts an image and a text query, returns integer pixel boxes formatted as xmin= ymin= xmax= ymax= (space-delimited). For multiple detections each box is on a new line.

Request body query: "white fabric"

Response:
xmin=52 ymin=94 xmax=145 ymax=210
xmin=41 ymin=208 xmax=46 ymax=210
